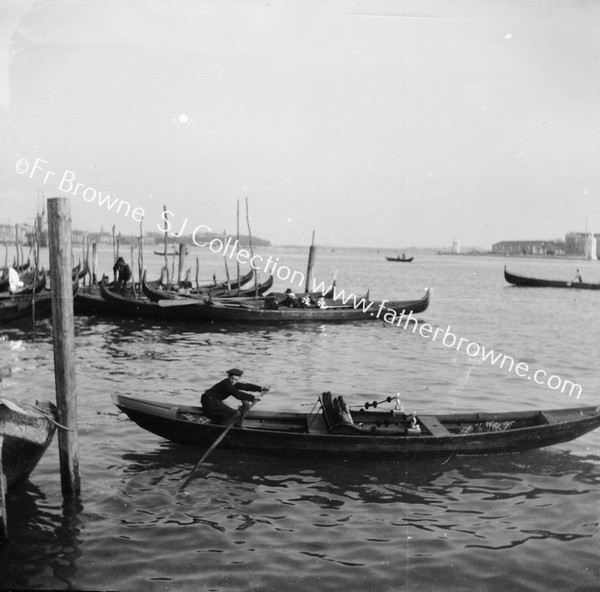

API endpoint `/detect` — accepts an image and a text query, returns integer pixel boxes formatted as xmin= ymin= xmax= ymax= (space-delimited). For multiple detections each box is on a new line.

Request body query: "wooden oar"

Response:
xmin=178 ymin=398 xmax=260 ymax=493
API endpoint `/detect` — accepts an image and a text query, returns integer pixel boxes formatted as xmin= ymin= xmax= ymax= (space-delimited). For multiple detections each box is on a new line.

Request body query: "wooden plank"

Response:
xmin=307 ymin=414 xmax=328 ymax=434
xmin=540 ymin=412 xmax=559 ymax=425
xmin=418 ymin=415 xmax=451 ymax=436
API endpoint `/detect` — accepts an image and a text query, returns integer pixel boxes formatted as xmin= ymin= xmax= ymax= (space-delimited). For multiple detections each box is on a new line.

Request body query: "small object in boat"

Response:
xmin=408 ymin=411 xmax=421 ymax=434
xmin=393 ymin=394 xmax=404 ymax=415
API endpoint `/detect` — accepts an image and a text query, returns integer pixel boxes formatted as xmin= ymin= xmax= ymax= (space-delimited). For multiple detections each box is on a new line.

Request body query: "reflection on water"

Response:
xmin=0 ymin=483 xmax=84 ymax=590
xmin=96 ymin=444 xmax=600 ymax=591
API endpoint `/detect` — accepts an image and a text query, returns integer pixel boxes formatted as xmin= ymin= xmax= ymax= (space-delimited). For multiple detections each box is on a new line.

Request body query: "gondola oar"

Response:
xmin=178 ymin=397 xmax=262 ymax=493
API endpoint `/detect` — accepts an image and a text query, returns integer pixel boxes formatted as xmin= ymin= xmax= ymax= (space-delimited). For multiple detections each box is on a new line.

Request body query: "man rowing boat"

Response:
xmin=201 ymin=368 xmax=269 ymax=427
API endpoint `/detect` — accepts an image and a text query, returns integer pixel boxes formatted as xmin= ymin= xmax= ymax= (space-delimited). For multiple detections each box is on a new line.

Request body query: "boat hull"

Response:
xmin=0 ymin=400 xmax=57 ymax=488
xmin=0 ymin=292 xmax=53 ymax=322
xmin=98 ymin=281 xmax=430 ymax=324
xmin=504 ymin=267 xmax=600 ymax=290
xmin=112 ymin=394 xmax=600 ymax=459
xmin=175 ymin=288 xmax=431 ymax=324
xmin=142 ymin=272 xmax=274 ymax=302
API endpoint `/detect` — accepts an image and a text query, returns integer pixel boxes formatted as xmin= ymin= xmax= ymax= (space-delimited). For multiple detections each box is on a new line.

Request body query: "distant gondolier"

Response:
xmin=201 ymin=368 xmax=269 ymax=427
xmin=113 ymin=257 xmax=132 ymax=292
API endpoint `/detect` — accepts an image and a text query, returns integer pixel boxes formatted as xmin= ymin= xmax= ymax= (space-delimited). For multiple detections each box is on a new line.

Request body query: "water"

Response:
xmin=1 ymin=250 xmax=599 ymax=591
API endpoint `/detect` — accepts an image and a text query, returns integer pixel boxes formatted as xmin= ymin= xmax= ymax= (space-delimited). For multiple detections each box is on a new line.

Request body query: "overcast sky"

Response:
xmin=2 ymin=0 xmax=600 ymax=249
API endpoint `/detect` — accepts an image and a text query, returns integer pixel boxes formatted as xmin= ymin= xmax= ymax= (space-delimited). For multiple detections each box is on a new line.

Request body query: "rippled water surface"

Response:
xmin=1 ymin=250 xmax=599 ymax=591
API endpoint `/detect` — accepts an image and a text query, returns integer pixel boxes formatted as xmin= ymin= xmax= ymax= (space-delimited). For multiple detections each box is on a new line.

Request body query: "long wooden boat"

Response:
xmin=74 ymin=284 xmax=115 ymax=316
xmin=146 ymin=269 xmax=255 ymax=295
xmin=504 ymin=266 xmax=600 ymax=290
xmin=141 ymin=271 xmax=274 ymax=302
xmin=156 ymin=287 xmax=431 ymax=324
xmin=112 ymin=393 xmax=600 ymax=459
xmin=0 ymin=399 xmax=57 ymax=487
xmin=97 ymin=281 xmax=208 ymax=320
xmin=386 ymin=256 xmax=413 ymax=263
xmin=0 ymin=271 xmax=47 ymax=299
xmin=100 ymin=278 xmax=430 ymax=324
xmin=0 ymin=293 xmax=52 ymax=322
xmin=0 ymin=277 xmax=80 ymax=323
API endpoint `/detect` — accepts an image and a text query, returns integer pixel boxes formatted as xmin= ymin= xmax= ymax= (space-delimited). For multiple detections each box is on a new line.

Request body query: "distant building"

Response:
xmin=0 ymin=224 xmax=16 ymax=243
xmin=451 ymin=237 xmax=460 ymax=254
xmin=1 ymin=223 xmax=36 ymax=246
xmin=491 ymin=240 xmax=565 ymax=256
xmin=565 ymin=232 xmax=599 ymax=259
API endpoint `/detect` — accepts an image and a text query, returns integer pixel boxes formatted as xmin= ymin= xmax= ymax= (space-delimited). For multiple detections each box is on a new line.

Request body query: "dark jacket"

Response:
xmin=120 ymin=264 xmax=132 ymax=283
xmin=202 ymin=378 xmax=262 ymax=403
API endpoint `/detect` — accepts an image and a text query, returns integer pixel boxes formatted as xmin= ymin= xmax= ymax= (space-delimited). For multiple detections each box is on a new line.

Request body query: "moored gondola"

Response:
xmin=146 ymin=268 xmax=255 ymax=295
xmin=0 ymin=270 xmax=47 ymax=299
xmin=0 ymin=276 xmax=80 ymax=323
xmin=0 ymin=398 xmax=57 ymax=488
xmin=155 ymin=287 xmax=431 ymax=324
xmin=97 ymin=280 xmax=211 ymax=321
xmin=141 ymin=271 xmax=274 ymax=302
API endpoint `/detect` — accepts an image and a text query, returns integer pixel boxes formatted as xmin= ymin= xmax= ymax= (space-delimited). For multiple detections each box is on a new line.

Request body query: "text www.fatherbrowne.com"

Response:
xmin=15 ymin=157 xmax=581 ymax=399
xmin=314 ymin=280 xmax=583 ymax=400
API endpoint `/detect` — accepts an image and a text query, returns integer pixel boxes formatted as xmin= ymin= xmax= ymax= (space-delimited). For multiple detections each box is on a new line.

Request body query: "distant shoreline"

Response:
xmin=437 ymin=251 xmax=598 ymax=261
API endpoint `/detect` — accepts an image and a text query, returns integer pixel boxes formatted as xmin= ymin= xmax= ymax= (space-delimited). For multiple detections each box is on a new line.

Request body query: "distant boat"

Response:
xmin=154 ymin=248 xmax=189 ymax=257
xmin=504 ymin=267 xmax=600 ymax=290
xmin=385 ymin=255 xmax=413 ymax=263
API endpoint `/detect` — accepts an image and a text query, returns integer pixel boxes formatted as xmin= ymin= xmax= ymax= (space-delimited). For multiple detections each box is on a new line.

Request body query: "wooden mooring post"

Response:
xmin=48 ymin=197 xmax=80 ymax=497
xmin=0 ymin=436 xmax=7 ymax=539
xmin=305 ymin=231 xmax=316 ymax=293
xmin=177 ymin=243 xmax=186 ymax=286
xmin=91 ymin=242 xmax=98 ymax=285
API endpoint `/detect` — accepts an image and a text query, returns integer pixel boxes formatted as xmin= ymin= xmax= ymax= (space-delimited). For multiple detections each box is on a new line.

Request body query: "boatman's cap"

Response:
xmin=227 ymin=368 xmax=243 ymax=376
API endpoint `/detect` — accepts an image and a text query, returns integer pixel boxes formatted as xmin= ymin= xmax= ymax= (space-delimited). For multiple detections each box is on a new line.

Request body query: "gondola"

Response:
xmin=0 ymin=293 xmax=52 ymax=322
xmin=0 ymin=270 xmax=47 ymax=299
xmin=97 ymin=280 xmax=209 ymax=320
xmin=112 ymin=392 xmax=600 ymax=459
xmin=0 ymin=398 xmax=57 ymax=488
xmin=78 ymin=261 xmax=89 ymax=279
xmin=141 ymin=271 xmax=274 ymax=302
xmin=146 ymin=269 xmax=255 ymax=294
xmin=13 ymin=260 xmax=30 ymax=273
xmin=0 ymin=277 xmax=80 ymax=323
xmin=504 ymin=266 xmax=600 ymax=290
xmin=385 ymin=256 xmax=414 ymax=263
xmin=155 ymin=287 xmax=431 ymax=324
xmin=74 ymin=284 xmax=109 ymax=316
xmin=101 ymin=279 xmax=430 ymax=324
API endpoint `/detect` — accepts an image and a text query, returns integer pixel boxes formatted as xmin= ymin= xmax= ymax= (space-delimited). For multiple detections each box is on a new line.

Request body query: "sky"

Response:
xmin=2 ymin=0 xmax=600 ymax=249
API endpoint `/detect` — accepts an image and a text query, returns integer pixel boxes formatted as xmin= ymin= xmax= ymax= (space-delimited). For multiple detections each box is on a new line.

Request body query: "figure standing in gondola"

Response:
xmin=113 ymin=257 xmax=132 ymax=292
